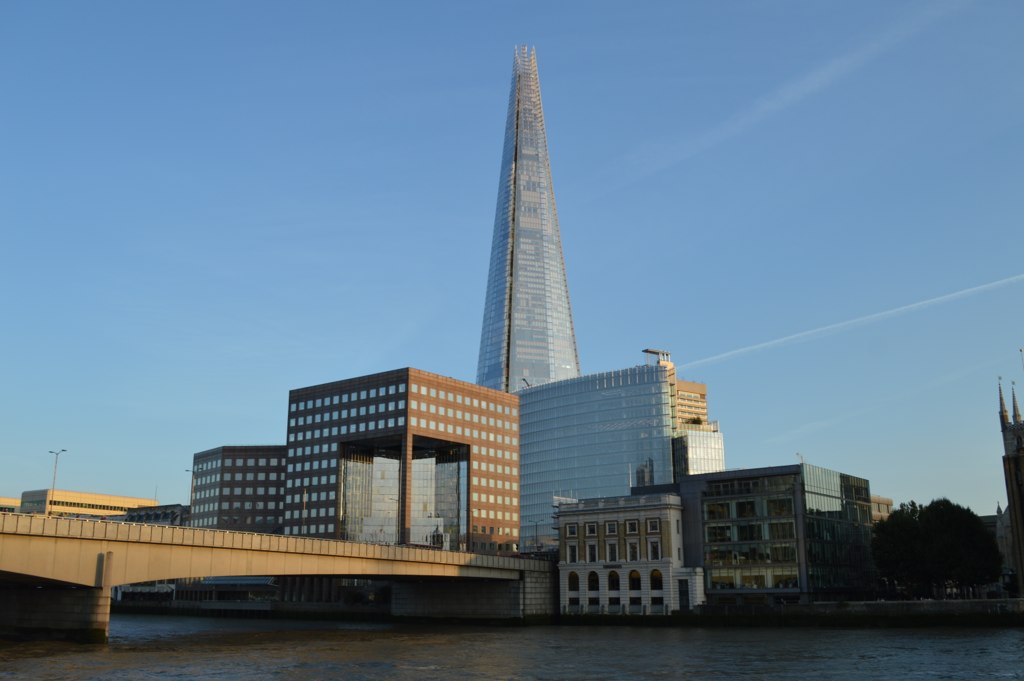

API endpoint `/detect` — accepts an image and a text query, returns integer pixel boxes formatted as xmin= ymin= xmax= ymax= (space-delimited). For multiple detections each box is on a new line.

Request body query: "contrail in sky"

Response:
xmin=685 ymin=273 xmax=1024 ymax=369
xmin=618 ymin=0 xmax=970 ymax=180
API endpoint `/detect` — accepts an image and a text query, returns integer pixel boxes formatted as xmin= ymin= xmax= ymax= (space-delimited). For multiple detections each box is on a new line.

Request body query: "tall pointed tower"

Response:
xmin=477 ymin=46 xmax=580 ymax=393
xmin=1001 ymin=381 xmax=1024 ymax=592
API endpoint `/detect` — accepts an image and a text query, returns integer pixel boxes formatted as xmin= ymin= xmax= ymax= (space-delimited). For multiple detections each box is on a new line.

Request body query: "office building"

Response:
xmin=999 ymin=383 xmax=1024 ymax=591
xmin=285 ymin=368 xmax=520 ymax=554
xmin=189 ymin=445 xmax=286 ymax=531
xmin=673 ymin=463 xmax=874 ymax=605
xmin=0 ymin=497 xmax=18 ymax=513
xmin=19 ymin=489 xmax=158 ymax=518
xmin=870 ymin=495 xmax=893 ymax=523
xmin=519 ymin=350 xmax=724 ymax=547
xmin=477 ymin=45 xmax=580 ymax=393
xmin=556 ymin=493 xmax=705 ymax=615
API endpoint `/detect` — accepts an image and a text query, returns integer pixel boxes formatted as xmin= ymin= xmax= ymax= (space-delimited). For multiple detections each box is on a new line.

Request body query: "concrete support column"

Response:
xmin=0 ymin=553 xmax=113 ymax=643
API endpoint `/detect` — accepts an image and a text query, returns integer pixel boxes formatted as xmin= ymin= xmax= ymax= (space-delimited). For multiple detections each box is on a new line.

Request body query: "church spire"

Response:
xmin=1013 ymin=383 xmax=1022 ymax=425
xmin=1000 ymin=381 xmax=1010 ymax=430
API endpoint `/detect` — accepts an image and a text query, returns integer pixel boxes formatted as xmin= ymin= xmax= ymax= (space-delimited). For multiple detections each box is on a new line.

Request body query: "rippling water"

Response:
xmin=1 ymin=615 xmax=1022 ymax=680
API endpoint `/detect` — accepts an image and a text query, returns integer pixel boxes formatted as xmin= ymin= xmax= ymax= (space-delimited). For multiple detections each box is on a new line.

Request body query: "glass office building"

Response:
xmin=674 ymin=463 xmax=874 ymax=604
xmin=284 ymin=368 xmax=520 ymax=554
xmin=477 ymin=46 xmax=580 ymax=393
xmin=519 ymin=363 xmax=677 ymax=548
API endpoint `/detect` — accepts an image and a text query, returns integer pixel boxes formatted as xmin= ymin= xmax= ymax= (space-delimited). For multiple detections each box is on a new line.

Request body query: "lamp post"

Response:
xmin=47 ymin=449 xmax=67 ymax=516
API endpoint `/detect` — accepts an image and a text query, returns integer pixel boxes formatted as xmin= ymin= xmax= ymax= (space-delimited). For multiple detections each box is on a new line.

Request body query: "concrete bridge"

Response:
xmin=0 ymin=512 xmax=554 ymax=642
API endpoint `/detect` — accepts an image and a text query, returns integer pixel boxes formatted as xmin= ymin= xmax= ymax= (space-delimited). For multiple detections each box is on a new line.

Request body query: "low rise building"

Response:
xmin=19 ymin=489 xmax=158 ymax=518
xmin=556 ymin=493 xmax=705 ymax=615
xmin=0 ymin=496 xmax=19 ymax=512
xmin=673 ymin=463 xmax=874 ymax=606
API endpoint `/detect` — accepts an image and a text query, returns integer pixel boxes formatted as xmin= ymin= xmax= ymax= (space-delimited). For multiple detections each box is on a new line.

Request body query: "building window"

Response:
xmin=608 ymin=571 xmax=620 ymax=591
xmin=649 ymin=540 xmax=661 ymax=561
xmin=628 ymin=570 xmax=641 ymax=591
xmin=605 ymin=521 xmax=618 ymax=535
xmin=646 ymin=518 xmax=660 ymax=533
xmin=628 ymin=542 xmax=639 ymax=562
xmin=567 ymin=543 xmax=578 ymax=564
xmin=586 ymin=543 xmax=598 ymax=563
xmin=606 ymin=542 xmax=618 ymax=563
xmin=650 ymin=569 xmax=663 ymax=591
xmin=584 ymin=522 xmax=597 ymax=537
xmin=626 ymin=520 xmax=639 ymax=535
xmin=565 ymin=523 xmax=578 ymax=538
xmin=587 ymin=571 xmax=599 ymax=592
xmin=567 ymin=572 xmax=579 ymax=592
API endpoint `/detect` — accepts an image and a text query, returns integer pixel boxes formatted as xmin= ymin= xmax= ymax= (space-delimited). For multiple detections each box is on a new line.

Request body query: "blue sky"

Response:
xmin=1 ymin=1 xmax=1021 ymax=513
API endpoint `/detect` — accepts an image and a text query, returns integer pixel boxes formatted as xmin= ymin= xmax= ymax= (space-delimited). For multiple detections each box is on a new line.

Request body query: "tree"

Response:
xmin=872 ymin=498 xmax=1001 ymax=598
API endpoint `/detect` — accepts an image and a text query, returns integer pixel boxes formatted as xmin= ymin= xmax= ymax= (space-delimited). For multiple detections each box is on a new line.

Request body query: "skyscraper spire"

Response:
xmin=477 ymin=46 xmax=580 ymax=392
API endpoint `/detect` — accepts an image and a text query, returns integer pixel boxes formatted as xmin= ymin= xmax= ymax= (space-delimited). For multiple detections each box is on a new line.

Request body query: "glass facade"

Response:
xmin=679 ymin=463 xmax=874 ymax=604
xmin=284 ymin=368 xmax=519 ymax=554
xmin=673 ymin=427 xmax=726 ymax=477
xmin=519 ymin=364 xmax=676 ymax=546
xmin=477 ymin=45 xmax=580 ymax=393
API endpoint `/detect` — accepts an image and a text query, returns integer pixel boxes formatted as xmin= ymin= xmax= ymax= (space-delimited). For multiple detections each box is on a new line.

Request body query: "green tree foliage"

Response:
xmin=872 ymin=498 xmax=1001 ymax=598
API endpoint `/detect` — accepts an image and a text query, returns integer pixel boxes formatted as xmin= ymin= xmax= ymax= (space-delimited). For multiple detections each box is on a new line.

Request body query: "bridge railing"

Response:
xmin=0 ymin=512 xmax=547 ymax=572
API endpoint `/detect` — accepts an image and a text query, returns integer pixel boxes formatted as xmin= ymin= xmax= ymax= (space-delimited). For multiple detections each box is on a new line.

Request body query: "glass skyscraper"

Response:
xmin=477 ymin=46 xmax=580 ymax=393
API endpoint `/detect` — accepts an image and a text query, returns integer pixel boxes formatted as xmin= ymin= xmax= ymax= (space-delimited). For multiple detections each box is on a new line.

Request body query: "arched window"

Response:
xmin=588 ymin=571 xmax=600 ymax=592
xmin=608 ymin=571 xmax=620 ymax=592
xmin=628 ymin=570 xmax=641 ymax=591
xmin=568 ymin=572 xmax=579 ymax=592
xmin=650 ymin=569 xmax=663 ymax=591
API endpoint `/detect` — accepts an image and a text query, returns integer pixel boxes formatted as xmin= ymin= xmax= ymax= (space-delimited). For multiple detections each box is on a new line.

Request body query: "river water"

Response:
xmin=1 ymin=615 xmax=1022 ymax=680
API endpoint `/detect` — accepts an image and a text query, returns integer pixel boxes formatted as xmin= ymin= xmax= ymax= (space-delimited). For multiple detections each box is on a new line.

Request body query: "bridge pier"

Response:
xmin=0 ymin=585 xmax=111 ymax=643
xmin=0 ymin=550 xmax=113 ymax=643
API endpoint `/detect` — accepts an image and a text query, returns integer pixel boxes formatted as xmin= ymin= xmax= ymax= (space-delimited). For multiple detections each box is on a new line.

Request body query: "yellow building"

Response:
xmin=19 ymin=489 xmax=158 ymax=518
xmin=0 ymin=496 xmax=19 ymax=512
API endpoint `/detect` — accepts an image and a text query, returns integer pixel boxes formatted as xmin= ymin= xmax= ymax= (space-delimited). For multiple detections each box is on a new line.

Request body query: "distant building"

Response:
xmin=556 ymin=492 xmax=705 ymax=615
xmin=519 ymin=350 xmax=724 ymax=548
xmin=870 ymin=495 xmax=893 ymax=523
xmin=19 ymin=489 xmax=158 ymax=518
xmin=999 ymin=383 xmax=1024 ymax=591
xmin=672 ymin=463 xmax=874 ymax=605
xmin=189 ymin=445 xmax=286 ymax=532
xmin=115 ymin=503 xmax=191 ymax=526
xmin=285 ymin=368 xmax=520 ymax=554
xmin=0 ymin=496 xmax=19 ymax=513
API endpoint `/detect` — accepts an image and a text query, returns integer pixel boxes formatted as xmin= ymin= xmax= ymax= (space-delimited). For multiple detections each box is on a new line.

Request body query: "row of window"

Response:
xmin=565 ymin=518 xmax=659 ymax=538
xmin=290 ymin=401 xmax=406 ymax=427
xmin=471 ymin=476 xmax=517 ymax=491
xmin=410 ymin=400 xmax=516 ymax=430
xmin=288 ymin=417 xmax=408 ymax=442
xmin=409 ymin=417 xmax=517 ymax=445
xmin=408 ymin=383 xmax=516 ymax=416
xmin=472 ymin=508 xmax=518 ymax=523
xmin=565 ymin=539 xmax=665 ymax=564
xmin=290 ymin=384 xmax=407 ymax=413
xmin=566 ymin=569 xmax=665 ymax=593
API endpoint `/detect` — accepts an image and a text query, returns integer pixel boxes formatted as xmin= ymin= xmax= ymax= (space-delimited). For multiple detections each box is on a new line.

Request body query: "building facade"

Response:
xmin=556 ymin=493 xmax=705 ymax=615
xmin=19 ymin=489 xmax=158 ymax=518
xmin=284 ymin=368 xmax=520 ymax=554
xmin=999 ymin=383 xmax=1024 ymax=591
xmin=189 ymin=445 xmax=286 ymax=531
xmin=477 ymin=45 xmax=580 ymax=393
xmin=0 ymin=497 xmax=19 ymax=513
xmin=519 ymin=352 xmax=723 ymax=548
xmin=674 ymin=463 xmax=874 ymax=605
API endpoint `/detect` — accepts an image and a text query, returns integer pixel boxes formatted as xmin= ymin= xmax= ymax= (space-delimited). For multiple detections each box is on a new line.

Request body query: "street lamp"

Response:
xmin=47 ymin=449 xmax=67 ymax=516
